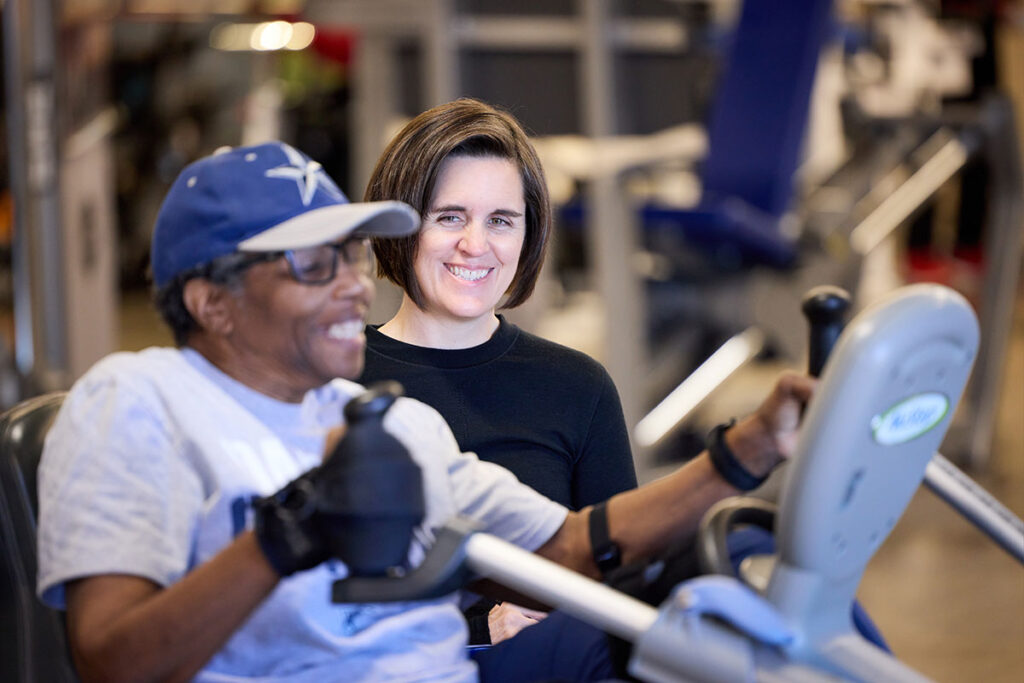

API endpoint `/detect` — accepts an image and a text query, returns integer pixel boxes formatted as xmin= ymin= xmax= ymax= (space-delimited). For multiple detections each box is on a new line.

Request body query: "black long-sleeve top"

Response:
xmin=359 ymin=315 xmax=638 ymax=510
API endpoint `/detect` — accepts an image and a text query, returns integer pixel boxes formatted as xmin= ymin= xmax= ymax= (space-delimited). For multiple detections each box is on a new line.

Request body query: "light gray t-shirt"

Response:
xmin=37 ymin=347 xmax=567 ymax=682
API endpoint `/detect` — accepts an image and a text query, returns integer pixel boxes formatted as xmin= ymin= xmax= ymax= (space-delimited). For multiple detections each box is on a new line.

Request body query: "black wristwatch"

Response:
xmin=588 ymin=501 xmax=621 ymax=575
xmin=706 ymin=419 xmax=770 ymax=491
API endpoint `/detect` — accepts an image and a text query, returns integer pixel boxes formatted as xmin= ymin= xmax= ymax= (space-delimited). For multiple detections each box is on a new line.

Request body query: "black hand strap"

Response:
xmin=588 ymin=501 xmax=621 ymax=576
xmin=706 ymin=419 xmax=769 ymax=491
xmin=253 ymin=469 xmax=329 ymax=577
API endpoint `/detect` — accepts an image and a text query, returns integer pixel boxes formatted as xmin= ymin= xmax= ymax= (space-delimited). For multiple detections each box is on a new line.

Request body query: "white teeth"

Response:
xmin=327 ymin=320 xmax=363 ymax=340
xmin=447 ymin=265 xmax=490 ymax=281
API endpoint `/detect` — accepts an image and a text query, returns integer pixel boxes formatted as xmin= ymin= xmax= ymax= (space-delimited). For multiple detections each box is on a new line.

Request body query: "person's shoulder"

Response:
xmin=511 ymin=326 xmax=612 ymax=382
xmin=62 ymin=348 xmax=195 ymax=416
xmin=512 ymin=325 xmax=593 ymax=361
xmin=75 ymin=347 xmax=182 ymax=388
xmin=49 ymin=349 xmax=189 ymax=450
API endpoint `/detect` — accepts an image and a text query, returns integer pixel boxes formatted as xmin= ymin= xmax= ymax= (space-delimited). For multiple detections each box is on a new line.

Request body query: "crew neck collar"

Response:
xmin=365 ymin=315 xmax=519 ymax=369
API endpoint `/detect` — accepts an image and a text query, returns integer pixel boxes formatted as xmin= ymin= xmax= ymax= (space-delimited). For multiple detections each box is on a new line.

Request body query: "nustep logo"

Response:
xmin=871 ymin=393 xmax=949 ymax=446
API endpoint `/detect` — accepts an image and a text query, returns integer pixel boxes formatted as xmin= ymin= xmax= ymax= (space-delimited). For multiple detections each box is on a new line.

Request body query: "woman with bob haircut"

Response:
xmin=359 ymin=98 xmax=638 ymax=645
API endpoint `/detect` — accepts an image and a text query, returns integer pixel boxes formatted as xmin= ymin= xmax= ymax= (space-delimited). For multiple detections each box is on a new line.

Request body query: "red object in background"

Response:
xmin=905 ymin=246 xmax=986 ymax=310
xmin=309 ymin=25 xmax=356 ymax=66
xmin=276 ymin=12 xmax=356 ymax=66
xmin=906 ymin=248 xmax=953 ymax=284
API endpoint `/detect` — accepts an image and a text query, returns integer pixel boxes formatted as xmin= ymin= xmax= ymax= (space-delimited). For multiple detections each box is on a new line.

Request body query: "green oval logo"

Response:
xmin=871 ymin=393 xmax=949 ymax=445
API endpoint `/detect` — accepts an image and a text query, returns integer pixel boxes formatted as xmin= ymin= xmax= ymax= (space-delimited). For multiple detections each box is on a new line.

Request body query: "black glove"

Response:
xmin=253 ymin=382 xmax=426 ymax=578
xmin=253 ymin=466 xmax=330 ymax=577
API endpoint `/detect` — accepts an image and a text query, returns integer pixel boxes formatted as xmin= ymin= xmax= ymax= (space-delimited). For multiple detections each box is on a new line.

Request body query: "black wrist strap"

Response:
xmin=588 ymin=501 xmax=621 ymax=576
xmin=252 ymin=472 xmax=328 ymax=577
xmin=706 ymin=419 xmax=769 ymax=491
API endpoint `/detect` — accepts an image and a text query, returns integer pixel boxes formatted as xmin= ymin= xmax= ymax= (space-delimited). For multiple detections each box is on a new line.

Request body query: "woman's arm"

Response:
xmin=572 ymin=371 xmax=638 ymax=508
xmin=537 ymin=373 xmax=815 ymax=576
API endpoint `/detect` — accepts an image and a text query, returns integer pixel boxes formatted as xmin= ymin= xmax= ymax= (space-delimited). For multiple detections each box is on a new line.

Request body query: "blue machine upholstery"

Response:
xmin=644 ymin=0 xmax=835 ymax=268
xmin=562 ymin=0 xmax=835 ymax=270
xmin=700 ymin=0 xmax=834 ymax=218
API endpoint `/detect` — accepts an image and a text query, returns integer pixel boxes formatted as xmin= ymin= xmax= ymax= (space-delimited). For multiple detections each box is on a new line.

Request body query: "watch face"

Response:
xmin=595 ymin=544 xmax=621 ymax=571
xmin=589 ymin=502 xmax=621 ymax=572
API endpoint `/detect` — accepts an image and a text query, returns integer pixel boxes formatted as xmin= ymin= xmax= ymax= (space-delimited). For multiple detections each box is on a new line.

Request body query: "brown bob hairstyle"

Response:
xmin=364 ymin=98 xmax=550 ymax=310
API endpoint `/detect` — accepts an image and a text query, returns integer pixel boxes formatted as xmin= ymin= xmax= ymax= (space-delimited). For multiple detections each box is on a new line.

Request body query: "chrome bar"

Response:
xmin=924 ymin=453 xmax=1024 ymax=563
xmin=464 ymin=533 xmax=659 ymax=642
xmin=635 ymin=327 xmax=766 ymax=450
xmin=850 ymin=133 xmax=969 ymax=256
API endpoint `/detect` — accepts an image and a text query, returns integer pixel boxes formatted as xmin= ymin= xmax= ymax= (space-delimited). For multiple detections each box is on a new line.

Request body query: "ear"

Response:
xmin=183 ymin=279 xmax=236 ymax=337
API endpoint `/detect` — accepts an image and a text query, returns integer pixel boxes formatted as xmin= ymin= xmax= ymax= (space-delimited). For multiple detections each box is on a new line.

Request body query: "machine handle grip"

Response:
xmin=801 ymin=285 xmax=852 ymax=377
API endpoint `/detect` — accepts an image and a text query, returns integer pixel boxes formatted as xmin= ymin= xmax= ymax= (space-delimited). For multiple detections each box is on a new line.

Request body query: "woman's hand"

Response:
xmin=487 ymin=602 xmax=548 ymax=644
xmin=727 ymin=372 xmax=818 ymax=478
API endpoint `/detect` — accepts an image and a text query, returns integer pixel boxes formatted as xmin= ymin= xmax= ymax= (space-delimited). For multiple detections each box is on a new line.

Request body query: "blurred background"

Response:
xmin=0 ymin=1 xmax=1021 ymax=680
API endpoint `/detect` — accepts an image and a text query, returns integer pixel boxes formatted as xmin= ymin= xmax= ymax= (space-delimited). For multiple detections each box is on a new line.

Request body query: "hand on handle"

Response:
xmin=254 ymin=382 xmax=424 ymax=577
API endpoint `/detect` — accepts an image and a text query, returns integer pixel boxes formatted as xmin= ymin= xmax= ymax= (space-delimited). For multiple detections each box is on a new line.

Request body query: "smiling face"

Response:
xmin=206 ymin=248 xmax=375 ymax=401
xmin=412 ymin=155 xmax=526 ymax=326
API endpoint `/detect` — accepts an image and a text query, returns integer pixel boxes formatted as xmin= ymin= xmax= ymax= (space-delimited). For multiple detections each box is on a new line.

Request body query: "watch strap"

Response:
xmin=706 ymin=419 xmax=769 ymax=492
xmin=588 ymin=501 xmax=622 ymax=575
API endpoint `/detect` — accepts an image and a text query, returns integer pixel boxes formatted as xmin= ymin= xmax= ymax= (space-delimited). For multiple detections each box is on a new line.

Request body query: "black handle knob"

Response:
xmin=801 ymin=286 xmax=851 ymax=377
xmin=322 ymin=381 xmax=425 ymax=576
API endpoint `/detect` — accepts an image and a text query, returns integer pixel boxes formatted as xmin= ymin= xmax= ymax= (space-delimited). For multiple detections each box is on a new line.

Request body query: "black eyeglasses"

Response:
xmin=240 ymin=236 xmax=372 ymax=285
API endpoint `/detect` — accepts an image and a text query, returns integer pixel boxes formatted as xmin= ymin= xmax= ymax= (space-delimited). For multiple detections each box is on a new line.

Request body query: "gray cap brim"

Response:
xmin=238 ymin=200 xmax=420 ymax=252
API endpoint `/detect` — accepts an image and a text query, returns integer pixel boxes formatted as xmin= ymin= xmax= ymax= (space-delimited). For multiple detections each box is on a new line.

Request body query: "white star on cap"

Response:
xmin=264 ymin=142 xmax=340 ymax=206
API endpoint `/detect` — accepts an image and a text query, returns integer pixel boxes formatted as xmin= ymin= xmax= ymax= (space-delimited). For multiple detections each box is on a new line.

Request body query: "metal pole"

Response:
xmin=849 ymin=132 xmax=970 ymax=256
xmin=580 ymin=0 xmax=617 ymax=139
xmin=3 ymin=0 xmax=68 ymax=392
xmin=579 ymin=0 xmax=650 ymax=471
xmin=351 ymin=34 xmax=398 ymax=199
xmin=3 ymin=0 xmax=33 ymax=377
xmin=924 ymin=453 xmax=1024 ymax=563
xmin=963 ymin=96 xmax=1024 ymax=468
xmin=424 ymin=0 xmax=458 ymax=106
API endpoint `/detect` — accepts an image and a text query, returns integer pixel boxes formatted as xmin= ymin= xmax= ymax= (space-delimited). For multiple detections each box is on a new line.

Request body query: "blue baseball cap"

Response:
xmin=151 ymin=141 xmax=419 ymax=287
